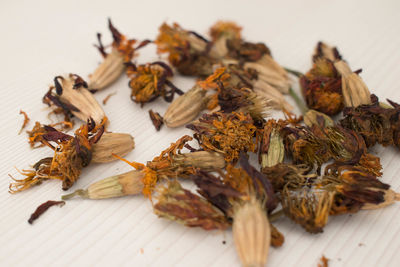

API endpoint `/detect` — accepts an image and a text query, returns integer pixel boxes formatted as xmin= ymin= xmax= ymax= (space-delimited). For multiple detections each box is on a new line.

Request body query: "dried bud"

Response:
xmin=163 ymin=85 xmax=208 ymax=128
xmin=233 ymin=199 xmax=271 ymax=267
xmin=244 ymin=54 xmax=290 ymax=94
xmin=334 ymin=60 xmax=371 ymax=108
xmin=172 ymin=151 xmax=226 ymax=171
xmin=88 ymin=48 xmax=125 ymax=90
xmin=43 ymin=74 xmax=106 ymax=125
xmin=62 ymin=170 xmax=144 ymax=200
xmin=127 ymin=61 xmax=183 ymax=105
xmin=153 ymin=181 xmax=229 ymax=230
xmin=91 ymin=133 xmax=135 ymax=163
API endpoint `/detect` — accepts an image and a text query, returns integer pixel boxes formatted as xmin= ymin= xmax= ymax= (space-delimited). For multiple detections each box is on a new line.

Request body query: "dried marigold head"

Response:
xmin=88 ymin=19 xmax=151 ymax=91
xmin=156 ymin=22 xmax=216 ymax=76
xmin=281 ymin=186 xmax=335 ymax=233
xmin=126 ymin=61 xmax=182 ymax=105
xmin=43 ymin=74 xmax=106 ymax=125
xmin=10 ymin=119 xmax=106 ymax=193
xmin=153 ymin=181 xmax=230 ymax=230
xmin=187 ymin=112 xmax=257 ymax=163
xmin=209 ymin=21 xmax=242 ymax=41
xmin=227 ymin=39 xmax=270 ymax=62
xmin=300 ymin=58 xmax=343 ymax=115
xmin=193 ymin=153 xmax=278 ymax=216
xmin=340 ymin=94 xmax=400 ymax=150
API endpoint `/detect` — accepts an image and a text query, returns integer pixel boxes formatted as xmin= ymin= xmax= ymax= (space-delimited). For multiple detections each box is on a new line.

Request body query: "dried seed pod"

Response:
xmin=163 ymin=85 xmax=208 ymax=128
xmin=334 ymin=60 xmax=371 ymax=108
xmin=91 ymin=133 xmax=135 ymax=163
xmin=362 ymin=189 xmax=400 ymax=210
xmin=259 ymin=120 xmax=287 ymax=168
xmin=233 ymin=199 xmax=271 ymax=267
xmin=43 ymin=74 xmax=106 ymax=125
xmin=62 ymin=170 xmax=144 ymax=200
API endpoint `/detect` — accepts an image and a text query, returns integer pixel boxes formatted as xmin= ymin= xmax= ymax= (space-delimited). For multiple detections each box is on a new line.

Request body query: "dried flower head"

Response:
xmin=209 ymin=21 xmax=242 ymax=58
xmin=43 ymin=74 xmax=106 ymax=125
xmin=187 ymin=112 xmax=257 ymax=163
xmin=10 ymin=119 xmax=106 ymax=193
xmin=281 ymin=186 xmax=335 ymax=233
xmin=153 ymin=181 xmax=229 ymax=230
xmin=340 ymin=94 xmax=400 ymax=149
xmin=88 ymin=19 xmax=151 ymax=91
xmin=300 ymin=57 xmax=343 ymax=115
xmin=156 ymin=22 xmax=216 ymax=76
xmin=126 ymin=61 xmax=182 ymax=105
xmin=259 ymin=119 xmax=287 ymax=168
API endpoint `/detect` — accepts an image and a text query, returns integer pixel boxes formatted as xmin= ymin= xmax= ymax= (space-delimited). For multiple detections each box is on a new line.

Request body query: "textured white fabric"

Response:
xmin=1 ymin=0 xmax=400 ymax=266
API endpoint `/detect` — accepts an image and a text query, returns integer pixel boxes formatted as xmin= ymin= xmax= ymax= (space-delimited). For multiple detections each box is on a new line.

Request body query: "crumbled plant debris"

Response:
xmin=28 ymin=200 xmax=65 ymax=224
xmin=102 ymin=92 xmax=116 ymax=105
xmin=19 ymin=110 xmax=30 ymax=135
xmin=149 ymin=109 xmax=164 ymax=131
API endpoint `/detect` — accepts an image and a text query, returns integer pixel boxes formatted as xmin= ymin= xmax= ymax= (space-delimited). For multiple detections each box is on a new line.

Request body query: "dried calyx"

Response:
xmin=88 ymin=19 xmax=150 ymax=91
xmin=10 ymin=119 xmax=106 ymax=192
xmin=43 ymin=74 xmax=106 ymax=125
xmin=126 ymin=61 xmax=183 ymax=105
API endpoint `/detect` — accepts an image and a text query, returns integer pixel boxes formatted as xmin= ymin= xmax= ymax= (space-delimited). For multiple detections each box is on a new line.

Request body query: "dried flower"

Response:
xmin=43 ymin=74 xmax=106 ymax=125
xmin=88 ymin=19 xmax=150 ymax=90
xmin=27 ymin=121 xmax=73 ymax=148
xmin=149 ymin=109 xmax=164 ymax=131
xmin=303 ymin=110 xmax=334 ymax=128
xmin=62 ymin=170 xmax=144 ymax=200
xmin=187 ymin=112 xmax=257 ymax=163
xmin=156 ymin=22 xmax=216 ymax=76
xmin=281 ymin=186 xmax=335 ymax=233
xmin=300 ymin=57 xmax=343 ymax=115
xmin=9 ymin=119 xmax=106 ymax=192
xmin=209 ymin=21 xmax=242 ymax=58
xmin=153 ymin=181 xmax=229 ymax=230
xmin=126 ymin=61 xmax=182 ymax=105
xmin=340 ymin=94 xmax=400 ymax=149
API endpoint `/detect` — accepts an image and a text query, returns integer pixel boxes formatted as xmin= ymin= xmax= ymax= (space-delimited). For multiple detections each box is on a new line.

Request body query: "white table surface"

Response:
xmin=1 ymin=0 xmax=400 ymax=266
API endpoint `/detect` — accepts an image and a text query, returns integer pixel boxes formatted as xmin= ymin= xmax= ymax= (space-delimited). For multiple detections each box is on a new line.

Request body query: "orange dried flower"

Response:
xmin=126 ymin=61 xmax=182 ymax=105
xmin=10 ymin=118 xmax=107 ymax=193
xmin=187 ymin=112 xmax=257 ymax=163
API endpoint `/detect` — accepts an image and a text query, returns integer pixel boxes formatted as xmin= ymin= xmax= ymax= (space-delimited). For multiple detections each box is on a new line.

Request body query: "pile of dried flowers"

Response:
xmin=11 ymin=19 xmax=400 ymax=267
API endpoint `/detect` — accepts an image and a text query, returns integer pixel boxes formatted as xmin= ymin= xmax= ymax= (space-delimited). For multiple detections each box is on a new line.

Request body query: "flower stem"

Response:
xmin=289 ymin=87 xmax=308 ymax=115
xmin=284 ymin=67 xmax=304 ymax=78
xmin=61 ymin=189 xmax=88 ymax=200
